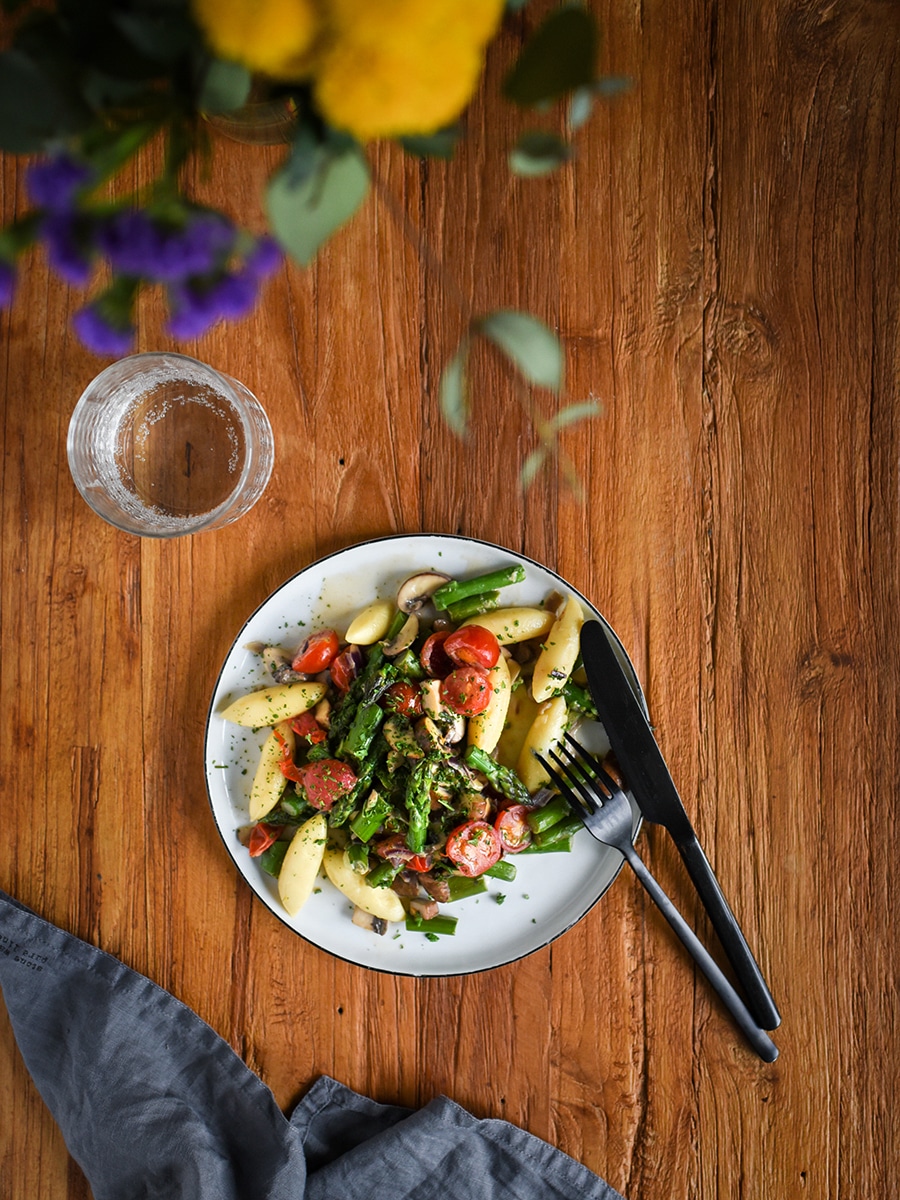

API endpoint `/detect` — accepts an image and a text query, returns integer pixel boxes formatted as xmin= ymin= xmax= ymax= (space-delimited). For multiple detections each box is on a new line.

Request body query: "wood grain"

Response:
xmin=1 ymin=2 xmax=898 ymax=1197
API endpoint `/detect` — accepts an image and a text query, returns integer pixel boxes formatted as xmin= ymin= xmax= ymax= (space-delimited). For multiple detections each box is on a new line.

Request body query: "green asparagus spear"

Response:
xmin=464 ymin=745 xmax=531 ymax=806
xmin=405 ymin=757 xmax=437 ymax=854
xmin=445 ymin=591 xmax=501 ymax=623
xmin=432 ymin=564 xmax=525 ymax=611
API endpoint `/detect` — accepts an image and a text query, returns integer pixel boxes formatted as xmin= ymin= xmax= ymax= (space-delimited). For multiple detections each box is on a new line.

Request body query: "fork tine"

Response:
xmin=534 ymin=752 xmax=582 ymax=811
xmin=562 ymin=731 xmax=618 ymax=795
xmin=543 ymin=745 xmax=599 ymax=813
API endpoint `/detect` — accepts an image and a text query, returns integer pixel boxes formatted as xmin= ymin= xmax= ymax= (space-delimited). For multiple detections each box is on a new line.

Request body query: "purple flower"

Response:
xmin=97 ymin=211 xmax=163 ymax=277
xmin=173 ymin=213 xmax=236 ymax=278
xmin=99 ymin=210 xmax=237 ymax=283
xmin=0 ymin=261 xmax=15 ymax=309
xmin=27 ymin=154 xmax=95 ymax=212
xmin=166 ymin=265 xmax=261 ymax=339
xmin=42 ymin=213 xmax=93 ymax=287
xmin=166 ymin=282 xmax=221 ymax=339
xmin=245 ymin=236 xmax=282 ymax=279
xmin=72 ymin=305 xmax=135 ymax=356
xmin=210 ymin=270 xmax=258 ymax=319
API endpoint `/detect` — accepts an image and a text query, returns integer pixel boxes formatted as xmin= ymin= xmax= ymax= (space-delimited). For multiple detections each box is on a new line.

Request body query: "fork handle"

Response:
xmin=676 ymin=833 xmax=781 ymax=1030
xmin=621 ymin=843 xmax=779 ymax=1063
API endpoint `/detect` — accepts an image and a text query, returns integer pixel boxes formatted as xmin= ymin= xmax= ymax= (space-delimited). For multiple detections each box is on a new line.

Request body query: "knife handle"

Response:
xmin=621 ymin=843 xmax=779 ymax=1063
xmin=676 ymin=834 xmax=781 ymax=1030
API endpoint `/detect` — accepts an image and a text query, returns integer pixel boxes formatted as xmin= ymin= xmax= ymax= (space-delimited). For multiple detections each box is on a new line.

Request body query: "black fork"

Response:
xmin=538 ymin=734 xmax=779 ymax=1063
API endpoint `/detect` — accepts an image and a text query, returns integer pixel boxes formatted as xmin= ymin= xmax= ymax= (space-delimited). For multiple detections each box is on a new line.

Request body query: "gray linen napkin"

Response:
xmin=0 ymin=889 xmax=624 ymax=1200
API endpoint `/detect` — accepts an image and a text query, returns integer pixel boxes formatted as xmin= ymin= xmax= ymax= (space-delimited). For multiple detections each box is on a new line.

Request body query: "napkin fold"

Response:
xmin=0 ymin=889 xmax=624 ymax=1200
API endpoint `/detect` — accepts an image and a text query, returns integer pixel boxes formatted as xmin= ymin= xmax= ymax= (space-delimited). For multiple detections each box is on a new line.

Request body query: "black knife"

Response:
xmin=579 ymin=619 xmax=781 ymax=1031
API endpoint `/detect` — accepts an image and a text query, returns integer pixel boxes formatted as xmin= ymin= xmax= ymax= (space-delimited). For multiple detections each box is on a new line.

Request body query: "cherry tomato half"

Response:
xmin=292 ymin=628 xmax=339 ymax=674
xmin=298 ymin=758 xmax=357 ymax=811
xmin=420 ymin=630 xmax=454 ymax=678
xmin=494 ymin=804 xmax=533 ymax=854
xmin=445 ymin=820 xmax=502 ymax=877
xmin=439 ymin=665 xmax=493 ymax=716
xmin=444 ymin=625 xmax=501 ymax=671
xmin=248 ymin=822 xmax=280 ymax=858
xmin=290 ymin=711 xmax=326 ymax=744
xmin=382 ymin=680 xmax=423 ymax=718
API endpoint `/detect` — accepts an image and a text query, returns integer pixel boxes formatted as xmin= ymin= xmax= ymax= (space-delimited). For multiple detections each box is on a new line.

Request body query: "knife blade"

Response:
xmin=579 ymin=619 xmax=781 ymax=1031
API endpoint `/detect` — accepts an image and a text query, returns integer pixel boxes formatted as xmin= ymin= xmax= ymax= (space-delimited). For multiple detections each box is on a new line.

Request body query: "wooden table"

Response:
xmin=2 ymin=3 xmax=898 ymax=1196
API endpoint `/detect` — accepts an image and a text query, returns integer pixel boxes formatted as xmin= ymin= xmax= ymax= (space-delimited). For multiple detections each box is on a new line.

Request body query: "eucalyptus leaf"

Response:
xmin=568 ymin=87 xmax=595 ymax=130
xmin=282 ymin=125 xmax=321 ymax=189
xmin=595 ymin=75 xmax=634 ymax=98
xmin=546 ymin=398 xmax=602 ymax=430
xmin=266 ymin=147 xmax=370 ymax=267
xmin=509 ymin=131 xmax=571 ymax=177
xmin=439 ymin=342 xmax=470 ymax=437
xmin=200 ymin=60 xmax=252 ymax=115
xmin=520 ymin=447 xmax=548 ymax=487
xmin=112 ymin=10 xmax=196 ymax=63
xmin=0 ymin=50 xmax=89 ymax=152
xmin=503 ymin=6 xmax=599 ymax=107
xmin=478 ymin=310 xmax=564 ymax=392
xmin=400 ymin=126 xmax=460 ymax=160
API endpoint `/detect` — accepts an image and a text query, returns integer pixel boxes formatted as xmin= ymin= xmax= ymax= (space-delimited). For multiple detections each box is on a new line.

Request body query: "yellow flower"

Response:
xmin=192 ymin=0 xmax=321 ymax=79
xmin=312 ymin=0 xmax=506 ymax=141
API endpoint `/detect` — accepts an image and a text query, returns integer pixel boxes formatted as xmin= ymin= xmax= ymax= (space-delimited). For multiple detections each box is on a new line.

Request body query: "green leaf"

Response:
xmin=568 ymin=87 xmax=595 ymax=129
xmin=0 ymin=49 xmax=89 ymax=152
xmin=200 ymin=60 xmax=252 ymax=115
xmin=520 ymin=447 xmax=548 ymax=487
xmin=478 ymin=310 xmax=564 ymax=392
xmin=503 ymin=6 xmax=599 ymax=107
xmin=266 ymin=147 xmax=370 ymax=267
xmin=439 ymin=342 xmax=470 ymax=437
xmin=400 ymin=126 xmax=460 ymax=160
xmin=595 ymin=75 xmax=633 ymax=98
xmin=509 ymin=131 xmax=572 ymax=177
xmin=546 ymin=398 xmax=602 ymax=430
xmin=111 ymin=10 xmax=196 ymax=64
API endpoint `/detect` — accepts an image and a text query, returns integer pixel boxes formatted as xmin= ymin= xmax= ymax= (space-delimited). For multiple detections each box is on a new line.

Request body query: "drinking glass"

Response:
xmin=67 ymin=352 xmax=274 ymax=537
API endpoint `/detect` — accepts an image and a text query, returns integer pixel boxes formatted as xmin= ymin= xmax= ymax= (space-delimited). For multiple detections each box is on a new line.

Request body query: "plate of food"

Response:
xmin=204 ymin=533 xmax=646 ymax=976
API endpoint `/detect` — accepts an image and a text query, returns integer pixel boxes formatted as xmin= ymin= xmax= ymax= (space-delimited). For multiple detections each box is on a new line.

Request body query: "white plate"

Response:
xmin=204 ymin=534 xmax=647 ymax=977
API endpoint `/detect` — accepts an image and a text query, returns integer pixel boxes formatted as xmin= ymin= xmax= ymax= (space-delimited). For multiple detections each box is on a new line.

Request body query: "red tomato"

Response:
xmin=329 ymin=647 xmax=359 ymax=691
xmin=382 ymin=681 xmax=423 ymax=718
xmin=248 ymin=823 xmax=280 ymax=858
xmin=291 ymin=628 xmax=339 ymax=674
xmin=494 ymin=805 xmax=533 ymax=854
xmin=420 ymin=630 xmax=453 ymax=678
xmin=444 ymin=625 xmax=500 ymax=670
xmin=439 ymin=666 xmax=493 ymax=716
xmin=274 ymin=727 xmax=304 ymax=782
xmin=298 ymin=758 xmax=357 ymax=811
xmin=290 ymin=711 xmax=326 ymax=744
xmin=445 ymin=820 xmax=502 ymax=877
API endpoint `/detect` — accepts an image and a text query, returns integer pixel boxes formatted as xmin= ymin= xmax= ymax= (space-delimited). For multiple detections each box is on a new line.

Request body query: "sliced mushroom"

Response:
xmin=415 ymin=716 xmax=446 ymax=754
xmin=409 ymin=897 xmax=440 ymax=921
xmin=397 ymin=571 xmax=451 ymax=614
xmin=351 ymin=906 xmax=388 ymax=935
xmin=543 ymin=589 xmax=568 ymax=618
xmin=382 ymin=612 xmax=419 ymax=656
xmin=391 ymin=871 xmax=422 ymax=899
xmin=420 ymin=874 xmax=451 ymax=904
xmin=261 ymin=647 xmax=307 ymax=683
xmin=383 ymin=716 xmax=425 ymax=759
